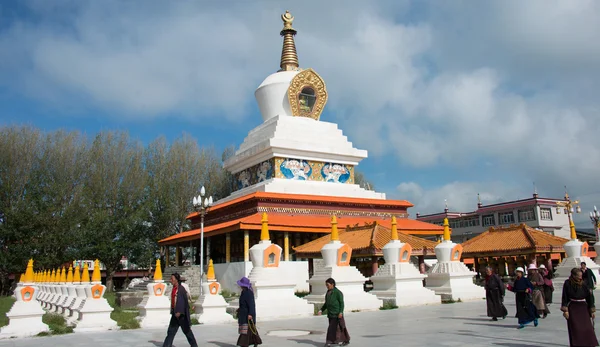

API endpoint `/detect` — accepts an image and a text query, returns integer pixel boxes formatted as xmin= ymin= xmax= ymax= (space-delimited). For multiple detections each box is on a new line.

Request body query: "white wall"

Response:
xmin=214 ymin=261 xmax=309 ymax=294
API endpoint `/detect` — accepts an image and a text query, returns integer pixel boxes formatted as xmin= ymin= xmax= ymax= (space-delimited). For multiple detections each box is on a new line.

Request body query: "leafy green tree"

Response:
xmin=354 ymin=170 xmax=375 ymax=191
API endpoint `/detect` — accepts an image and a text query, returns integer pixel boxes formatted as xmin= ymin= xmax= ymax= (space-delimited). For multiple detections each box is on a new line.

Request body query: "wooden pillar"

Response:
xmin=225 ymin=232 xmax=231 ymax=263
xmin=546 ymin=253 xmax=553 ymax=271
xmin=244 ymin=230 xmax=250 ymax=262
xmin=166 ymin=246 xmax=170 ymax=266
xmin=474 ymin=257 xmax=480 ymax=276
xmin=371 ymin=257 xmax=379 ymax=276
xmin=418 ymin=255 xmax=425 ymax=274
xmin=284 ymin=232 xmax=290 ymax=261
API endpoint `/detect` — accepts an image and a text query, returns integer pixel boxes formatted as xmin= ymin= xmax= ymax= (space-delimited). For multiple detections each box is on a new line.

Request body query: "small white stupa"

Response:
xmin=305 ymin=216 xmax=382 ymax=311
xmin=137 ymin=259 xmax=171 ymax=328
xmin=73 ymin=259 xmax=117 ymax=332
xmin=555 ymin=220 xmax=600 ymax=284
xmin=194 ymin=259 xmax=235 ymax=324
xmin=248 ymin=212 xmax=314 ymax=320
xmin=426 ymin=218 xmax=484 ymax=301
xmin=370 ymin=217 xmax=440 ymax=306
xmin=0 ymin=259 xmax=49 ymax=338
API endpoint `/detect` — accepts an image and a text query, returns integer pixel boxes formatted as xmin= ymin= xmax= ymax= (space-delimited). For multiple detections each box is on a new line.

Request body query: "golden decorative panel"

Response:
xmin=287 ymin=68 xmax=328 ymax=120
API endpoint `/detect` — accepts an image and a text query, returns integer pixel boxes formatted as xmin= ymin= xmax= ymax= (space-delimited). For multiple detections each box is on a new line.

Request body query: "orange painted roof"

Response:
xmin=186 ymin=191 xmax=414 ymax=219
xmin=159 ymin=213 xmax=443 ymax=245
xmin=293 ymin=222 xmax=438 ymax=256
xmin=461 ymin=224 xmax=569 ymax=255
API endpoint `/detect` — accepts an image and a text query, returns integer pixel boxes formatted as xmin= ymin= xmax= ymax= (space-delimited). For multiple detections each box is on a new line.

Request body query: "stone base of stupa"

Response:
xmin=370 ymin=263 xmax=440 ymax=307
xmin=73 ymin=299 xmax=118 ymax=332
xmin=554 ymin=257 xmax=600 ymax=288
xmin=426 ymin=262 xmax=484 ymax=302
xmin=593 ymin=242 xmax=600 ymax=267
xmin=0 ymin=300 xmax=49 ymax=339
xmin=249 ymin=267 xmax=314 ymax=320
xmin=194 ymin=283 xmax=235 ymax=325
xmin=137 ymin=295 xmax=171 ymax=329
xmin=305 ymin=266 xmax=382 ymax=312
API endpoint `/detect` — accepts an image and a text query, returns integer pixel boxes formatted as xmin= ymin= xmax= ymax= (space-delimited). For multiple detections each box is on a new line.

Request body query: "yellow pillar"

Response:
xmin=284 ymin=232 xmax=290 ymax=261
xmin=175 ymin=245 xmax=180 ymax=266
xmin=225 ymin=232 xmax=231 ymax=263
xmin=165 ymin=247 xmax=170 ymax=267
xmin=244 ymin=230 xmax=250 ymax=262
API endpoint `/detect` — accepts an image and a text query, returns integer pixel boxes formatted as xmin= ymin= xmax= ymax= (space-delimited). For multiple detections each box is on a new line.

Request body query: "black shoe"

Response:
xmin=492 ymin=317 xmax=498 ymax=321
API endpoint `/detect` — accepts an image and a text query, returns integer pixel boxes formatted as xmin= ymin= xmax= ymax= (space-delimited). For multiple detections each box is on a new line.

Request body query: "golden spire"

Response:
xmin=73 ymin=265 xmax=81 ymax=283
xmin=260 ymin=212 xmax=270 ymax=241
xmin=331 ymin=215 xmax=339 ymax=241
xmin=570 ymin=219 xmax=577 ymax=240
xmin=154 ymin=259 xmax=163 ymax=281
xmin=279 ymin=10 xmax=299 ymax=71
xmin=60 ymin=267 xmax=67 ymax=283
xmin=67 ymin=266 xmax=74 ymax=283
xmin=24 ymin=259 xmax=34 ymax=283
xmin=207 ymin=259 xmax=215 ymax=281
xmin=43 ymin=270 xmax=47 ymax=283
xmin=19 ymin=273 xmax=25 ymax=283
xmin=391 ymin=216 xmax=399 ymax=241
xmin=443 ymin=218 xmax=451 ymax=241
xmin=91 ymin=259 xmax=101 ymax=282
xmin=81 ymin=263 xmax=90 ymax=283
xmin=51 ymin=269 xmax=56 ymax=283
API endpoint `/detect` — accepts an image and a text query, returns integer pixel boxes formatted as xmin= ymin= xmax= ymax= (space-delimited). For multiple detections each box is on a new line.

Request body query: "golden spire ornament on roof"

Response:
xmin=279 ymin=10 xmax=299 ymax=71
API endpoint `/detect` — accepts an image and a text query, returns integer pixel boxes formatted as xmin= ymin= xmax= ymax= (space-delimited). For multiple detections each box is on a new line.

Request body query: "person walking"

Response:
xmin=539 ymin=264 xmax=554 ymax=305
xmin=162 ymin=273 xmax=198 ymax=347
xmin=317 ymin=278 xmax=350 ymax=346
xmin=527 ymin=264 xmax=550 ymax=318
xmin=561 ymin=267 xmax=599 ymax=347
xmin=507 ymin=267 xmax=539 ymax=329
xmin=484 ymin=266 xmax=507 ymax=321
xmin=236 ymin=277 xmax=261 ymax=347
xmin=581 ymin=262 xmax=597 ymax=294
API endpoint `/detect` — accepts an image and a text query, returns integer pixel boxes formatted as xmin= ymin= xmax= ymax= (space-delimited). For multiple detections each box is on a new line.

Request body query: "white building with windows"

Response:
xmin=416 ymin=193 xmax=571 ymax=242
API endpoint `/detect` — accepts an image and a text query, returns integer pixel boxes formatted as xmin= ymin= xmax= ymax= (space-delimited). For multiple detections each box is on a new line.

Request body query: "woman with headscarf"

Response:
xmin=162 ymin=273 xmax=198 ymax=347
xmin=527 ymin=264 xmax=550 ymax=318
xmin=317 ymin=278 xmax=350 ymax=346
xmin=484 ymin=266 xmax=507 ymax=321
xmin=539 ymin=264 xmax=554 ymax=304
xmin=561 ymin=267 xmax=599 ymax=347
xmin=236 ymin=277 xmax=261 ymax=347
xmin=507 ymin=266 xmax=539 ymax=329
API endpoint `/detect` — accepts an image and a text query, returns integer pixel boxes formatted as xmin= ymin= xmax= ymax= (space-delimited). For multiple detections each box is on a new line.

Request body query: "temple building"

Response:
xmin=417 ymin=192 xmax=573 ymax=242
xmin=158 ymin=11 xmax=443 ymax=290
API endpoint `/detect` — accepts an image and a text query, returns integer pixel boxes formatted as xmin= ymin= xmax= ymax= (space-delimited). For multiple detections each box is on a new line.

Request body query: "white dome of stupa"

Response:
xmin=255 ymin=70 xmax=299 ymax=121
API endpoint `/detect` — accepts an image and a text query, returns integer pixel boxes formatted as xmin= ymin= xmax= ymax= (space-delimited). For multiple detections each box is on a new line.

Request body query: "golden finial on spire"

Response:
xmin=207 ymin=259 xmax=215 ymax=281
xmin=279 ymin=10 xmax=299 ymax=71
xmin=81 ymin=263 xmax=90 ymax=283
xmin=154 ymin=259 xmax=163 ymax=281
xmin=73 ymin=265 xmax=81 ymax=283
xmin=391 ymin=216 xmax=399 ymax=241
xmin=443 ymin=218 xmax=451 ymax=241
xmin=330 ymin=215 xmax=339 ymax=241
xmin=67 ymin=266 xmax=74 ymax=283
xmin=260 ymin=212 xmax=270 ymax=241
xmin=91 ymin=259 xmax=101 ymax=283
xmin=60 ymin=267 xmax=67 ymax=283
xmin=24 ymin=259 xmax=34 ymax=283
xmin=570 ymin=219 xmax=577 ymax=240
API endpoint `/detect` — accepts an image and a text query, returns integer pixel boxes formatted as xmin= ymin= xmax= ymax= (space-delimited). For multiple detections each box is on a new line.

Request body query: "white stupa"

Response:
xmin=73 ymin=259 xmax=117 ymax=332
xmin=370 ymin=217 xmax=440 ymax=306
xmin=555 ymin=220 xmax=599 ymax=284
xmin=0 ymin=260 xmax=49 ymax=338
xmin=194 ymin=259 xmax=235 ymax=324
xmin=247 ymin=212 xmax=314 ymax=320
xmin=425 ymin=218 xmax=484 ymax=301
xmin=220 ymin=10 xmax=385 ymax=204
xmin=137 ymin=259 xmax=171 ymax=328
xmin=305 ymin=216 xmax=382 ymax=311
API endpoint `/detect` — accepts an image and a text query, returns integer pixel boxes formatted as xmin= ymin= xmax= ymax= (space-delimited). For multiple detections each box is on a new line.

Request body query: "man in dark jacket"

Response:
xmin=163 ymin=273 xmax=198 ymax=347
xmin=581 ymin=262 xmax=597 ymax=292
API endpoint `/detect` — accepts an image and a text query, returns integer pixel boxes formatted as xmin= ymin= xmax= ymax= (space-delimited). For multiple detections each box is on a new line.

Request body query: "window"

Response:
xmin=298 ymin=87 xmax=316 ymax=113
xmin=540 ymin=208 xmax=553 ymax=221
xmin=464 ymin=217 xmax=480 ymax=227
xmin=499 ymin=212 xmax=515 ymax=225
xmin=482 ymin=214 xmax=495 ymax=227
xmin=518 ymin=209 xmax=535 ymax=222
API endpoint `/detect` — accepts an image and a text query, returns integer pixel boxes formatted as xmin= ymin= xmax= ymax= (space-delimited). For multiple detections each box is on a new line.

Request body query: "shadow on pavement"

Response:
xmin=206 ymin=342 xmax=237 ymax=347
xmin=288 ymin=338 xmax=324 ymax=346
xmin=148 ymin=341 xmax=162 ymax=347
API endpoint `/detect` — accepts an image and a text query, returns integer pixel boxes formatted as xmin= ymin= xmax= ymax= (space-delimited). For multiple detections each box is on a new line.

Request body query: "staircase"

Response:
xmin=162 ymin=265 xmax=202 ymax=297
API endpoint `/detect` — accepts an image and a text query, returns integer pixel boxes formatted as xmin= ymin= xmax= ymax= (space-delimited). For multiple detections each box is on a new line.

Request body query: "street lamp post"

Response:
xmin=556 ymin=188 xmax=581 ymax=240
xmin=192 ymin=186 xmax=213 ymax=296
xmin=590 ymin=206 xmax=600 ymax=243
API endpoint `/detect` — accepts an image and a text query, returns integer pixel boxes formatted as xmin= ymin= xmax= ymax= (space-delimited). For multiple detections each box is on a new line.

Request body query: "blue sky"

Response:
xmin=1 ymin=1 xmax=599 ymax=227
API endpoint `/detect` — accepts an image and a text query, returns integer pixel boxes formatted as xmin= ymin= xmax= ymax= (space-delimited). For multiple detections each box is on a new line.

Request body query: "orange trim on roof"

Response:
xmin=186 ymin=191 xmax=414 ymax=219
xmin=160 ymin=213 xmax=443 ymax=245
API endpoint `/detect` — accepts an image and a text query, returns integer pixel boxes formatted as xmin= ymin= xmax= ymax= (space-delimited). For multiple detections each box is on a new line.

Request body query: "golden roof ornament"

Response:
xmin=279 ymin=10 xmax=299 ymax=71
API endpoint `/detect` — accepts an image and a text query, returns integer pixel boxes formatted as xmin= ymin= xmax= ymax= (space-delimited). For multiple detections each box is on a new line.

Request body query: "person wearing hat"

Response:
xmin=507 ymin=266 xmax=539 ymax=329
xmin=527 ymin=264 xmax=550 ymax=318
xmin=235 ymin=277 xmax=261 ymax=347
xmin=538 ymin=264 xmax=554 ymax=305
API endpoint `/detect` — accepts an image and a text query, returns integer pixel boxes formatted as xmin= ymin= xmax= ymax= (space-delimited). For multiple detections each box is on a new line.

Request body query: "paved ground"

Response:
xmin=0 ymin=292 xmax=590 ymax=347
